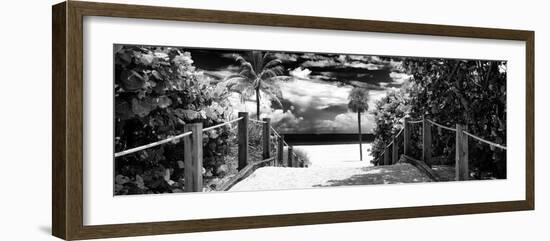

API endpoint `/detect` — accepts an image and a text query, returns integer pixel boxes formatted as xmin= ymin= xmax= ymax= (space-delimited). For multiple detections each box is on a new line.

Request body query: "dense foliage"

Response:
xmin=293 ymin=148 xmax=311 ymax=167
xmin=114 ymin=45 xmax=236 ymax=195
xmin=371 ymin=59 xmax=507 ymax=179
xmin=370 ymin=89 xmax=410 ymax=160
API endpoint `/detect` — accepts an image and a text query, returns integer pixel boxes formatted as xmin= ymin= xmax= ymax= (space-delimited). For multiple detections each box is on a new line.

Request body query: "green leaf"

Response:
xmin=120 ymin=70 xmax=145 ymax=91
xmin=156 ymin=96 xmax=172 ymax=108
xmin=140 ymin=53 xmax=155 ymax=65
xmin=151 ymin=70 xmax=162 ymax=80
xmin=131 ymin=98 xmax=153 ymax=117
xmin=174 ymin=109 xmax=199 ymax=120
xmin=115 ymin=100 xmax=134 ymax=120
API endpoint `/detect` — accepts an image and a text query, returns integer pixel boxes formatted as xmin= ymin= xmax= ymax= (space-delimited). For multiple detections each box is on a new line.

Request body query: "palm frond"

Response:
xmin=224 ymin=75 xmax=252 ymax=87
xmin=348 ymin=87 xmax=370 ymax=113
xmin=238 ymin=68 xmax=257 ymax=79
xmin=232 ymin=54 xmax=246 ymax=64
xmin=229 ymin=83 xmax=254 ymax=95
xmin=239 ymin=62 xmax=256 ymax=77
xmin=261 ymin=88 xmax=283 ymax=107
xmin=262 ymin=81 xmax=283 ymax=99
xmin=260 ymin=66 xmax=285 ymax=79
xmin=263 ymin=59 xmax=282 ymax=69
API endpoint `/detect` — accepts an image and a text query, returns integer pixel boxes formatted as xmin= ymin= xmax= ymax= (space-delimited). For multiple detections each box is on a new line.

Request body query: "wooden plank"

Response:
xmin=65 ymin=2 xmax=85 ymax=238
xmin=358 ymin=112 xmax=363 ymax=161
xmin=402 ymin=155 xmax=440 ymax=181
xmin=218 ymin=157 xmax=277 ymax=191
xmin=422 ymin=117 xmax=432 ymax=166
xmin=383 ymin=148 xmax=390 ymax=165
xmin=392 ymin=137 xmax=399 ymax=164
xmin=52 ymin=2 xmax=67 ymax=239
xmin=288 ymin=146 xmax=294 ymax=167
xmin=184 ymin=123 xmax=203 ymax=192
xmin=262 ymin=118 xmax=271 ymax=160
xmin=455 ymin=124 xmax=469 ymax=181
xmin=277 ymin=136 xmax=284 ymax=166
xmin=403 ymin=117 xmax=410 ymax=156
xmin=238 ymin=112 xmax=249 ymax=171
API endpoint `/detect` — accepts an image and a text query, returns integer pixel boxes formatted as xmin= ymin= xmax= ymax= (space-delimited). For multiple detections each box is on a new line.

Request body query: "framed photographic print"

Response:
xmin=52 ymin=1 xmax=534 ymax=240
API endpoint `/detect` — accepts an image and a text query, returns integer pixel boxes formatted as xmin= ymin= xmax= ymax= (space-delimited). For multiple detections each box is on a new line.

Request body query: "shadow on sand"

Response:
xmin=313 ymin=164 xmax=433 ymax=187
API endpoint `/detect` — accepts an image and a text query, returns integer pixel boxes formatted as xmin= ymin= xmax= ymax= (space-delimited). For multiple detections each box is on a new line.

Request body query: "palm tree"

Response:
xmin=348 ymin=87 xmax=370 ymax=161
xmin=224 ymin=51 xmax=286 ymax=120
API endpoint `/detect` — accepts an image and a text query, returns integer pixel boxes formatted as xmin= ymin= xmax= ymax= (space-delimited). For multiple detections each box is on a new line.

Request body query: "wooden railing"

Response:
xmin=114 ymin=112 xmax=306 ymax=192
xmin=373 ymin=116 xmax=507 ymax=181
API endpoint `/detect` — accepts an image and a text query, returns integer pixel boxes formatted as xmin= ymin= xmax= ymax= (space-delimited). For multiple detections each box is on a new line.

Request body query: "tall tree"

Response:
xmin=348 ymin=87 xmax=370 ymax=161
xmin=224 ymin=51 xmax=287 ymax=120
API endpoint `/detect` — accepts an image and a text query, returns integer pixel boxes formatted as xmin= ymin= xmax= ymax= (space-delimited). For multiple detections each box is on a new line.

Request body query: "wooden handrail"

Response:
xmin=249 ymin=118 xmax=267 ymax=124
xmin=114 ymin=131 xmax=192 ymax=157
xmin=202 ymin=117 xmax=242 ymax=132
xmin=217 ymin=156 xmax=277 ymax=191
xmin=115 ymin=111 xmax=301 ymax=193
xmin=463 ymin=130 xmax=507 ymax=150
xmin=375 ymin=116 xmax=507 ymax=181
xmin=427 ymin=119 xmax=456 ymax=132
xmin=115 ymin=117 xmax=244 ymax=157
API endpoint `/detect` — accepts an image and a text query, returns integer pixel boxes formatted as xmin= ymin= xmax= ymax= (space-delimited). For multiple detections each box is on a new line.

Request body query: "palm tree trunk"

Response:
xmin=358 ymin=111 xmax=363 ymax=161
xmin=255 ymin=87 xmax=261 ymax=120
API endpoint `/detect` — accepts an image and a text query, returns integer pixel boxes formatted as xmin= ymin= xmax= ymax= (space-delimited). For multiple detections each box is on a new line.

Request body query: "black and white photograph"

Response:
xmin=113 ymin=44 xmax=507 ymax=195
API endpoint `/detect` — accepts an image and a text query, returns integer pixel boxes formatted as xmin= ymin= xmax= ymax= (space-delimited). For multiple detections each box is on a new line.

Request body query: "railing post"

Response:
xmin=277 ymin=136 xmax=284 ymax=166
xmin=422 ymin=116 xmax=432 ymax=166
xmin=392 ymin=137 xmax=398 ymax=164
xmin=238 ymin=112 xmax=249 ymax=171
xmin=403 ymin=117 xmax=410 ymax=156
xmin=183 ymin=123 xmax=203 ymax=192
xmin=287 ymin=146 xmax=294 ymax=167
xmin=383 ymin=148 xmax=390 ymax=165
xmin=455 ymin=124 xmax=469 ymax=181
xmin=262 ymin=118 xmax=271 ymax=160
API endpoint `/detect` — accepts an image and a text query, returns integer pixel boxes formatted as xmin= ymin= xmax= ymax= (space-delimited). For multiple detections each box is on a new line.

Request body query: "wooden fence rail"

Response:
xmin=374 ymin=116 xmax=507 ymax=181
xmin=114 ymin=112 xmax=306 ymax=192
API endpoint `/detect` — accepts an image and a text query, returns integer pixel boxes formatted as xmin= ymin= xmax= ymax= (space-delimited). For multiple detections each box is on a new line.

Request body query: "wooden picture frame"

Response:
xmin=52 ymin=1 xmax=534 ymax=240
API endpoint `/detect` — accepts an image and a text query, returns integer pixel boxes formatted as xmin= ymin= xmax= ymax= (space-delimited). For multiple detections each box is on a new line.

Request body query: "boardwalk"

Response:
xmin=230 ymin=162 xmax=433 ymax=191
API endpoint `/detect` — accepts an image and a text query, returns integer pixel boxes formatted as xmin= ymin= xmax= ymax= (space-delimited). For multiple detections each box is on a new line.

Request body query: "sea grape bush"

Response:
xmin=370 ymin=88 xmax=411 ymax=162
xmin=114 ymin=45 xmax=235 ymax=195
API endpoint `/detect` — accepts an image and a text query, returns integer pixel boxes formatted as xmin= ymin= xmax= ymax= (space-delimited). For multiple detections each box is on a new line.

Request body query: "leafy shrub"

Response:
xmin=371 ymin=59 xmax=507 ymax=179
xmin=114 ymin=45 xmax=235 ymax=195
xmin=293 ymin=148 xmax=311 ymax=167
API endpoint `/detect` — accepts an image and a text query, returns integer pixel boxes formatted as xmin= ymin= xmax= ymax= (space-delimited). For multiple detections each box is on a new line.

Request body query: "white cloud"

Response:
xmin=263 ymin=109 xmax=302 ymax=126
xmin=279 ymin=78 xmax=352 ymax=111
xmin=389 ymin=72 xmax=412 ymax=84
xmin=301 ymin=59 xmax=337 ymax=68
xmin=314 ymin=112 xmax=376 ymax=133
xmin=289 ymin=67 xmax=312 ymax=79
xmin=228 ymin=90 xmax=304 ymax=129
xmin=344 ymin=62 xmax=384 ymax=70
xmin=271 ymin=53 xmax=298 ymax=62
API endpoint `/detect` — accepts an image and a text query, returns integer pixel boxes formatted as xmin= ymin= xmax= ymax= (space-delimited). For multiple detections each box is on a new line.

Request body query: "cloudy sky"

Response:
xmin=187 ymin=48 xmax=411 ymax=134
